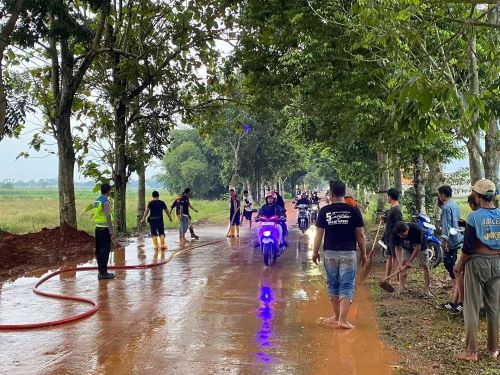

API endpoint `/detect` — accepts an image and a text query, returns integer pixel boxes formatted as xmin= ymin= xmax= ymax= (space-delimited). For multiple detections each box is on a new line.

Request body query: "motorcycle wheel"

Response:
xmin=263 ymin=243 xmax=272 ymax=266
xmin=427 ymin=243 xmax=443 ymax=269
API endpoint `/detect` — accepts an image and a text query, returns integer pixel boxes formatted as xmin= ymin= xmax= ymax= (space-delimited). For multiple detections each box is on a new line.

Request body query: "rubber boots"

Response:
xmin=160 ymin=235 xmax=167 ymax=250
xmin=152 ymin=236 xmax=159 ymax=250
xmin=235 ymin=225 xmax=240 ymax=237
xmin=189 ymin=226 xmax=199 ymax=239
xmin=227 ymin=225 xmax=234 ymax=237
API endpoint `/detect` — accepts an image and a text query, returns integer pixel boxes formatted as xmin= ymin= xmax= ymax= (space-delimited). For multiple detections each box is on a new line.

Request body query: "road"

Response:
xmin=0 ymin=216 xmax=396 ymax=374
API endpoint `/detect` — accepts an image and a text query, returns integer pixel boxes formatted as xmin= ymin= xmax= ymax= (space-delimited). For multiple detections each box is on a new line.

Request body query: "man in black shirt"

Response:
xmin=313 ymin=181 xmax=367 ymax=329
xmin=140 ymin=191 xmax=172 ymax=250
xmin=170 ymin=188 xmax=198 ymax=242
xmin=383 ymin=188 xmax=403 ymax=279
xmin=393 ymin=221 xmax=432 ymax=296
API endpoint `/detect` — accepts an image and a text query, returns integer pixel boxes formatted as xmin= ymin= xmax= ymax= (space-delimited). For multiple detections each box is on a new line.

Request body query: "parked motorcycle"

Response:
xmin=296 ymin=204 xmax=310 ymax=234
xmin=255 ymin=215 xmax=285 ymax=266
xmin=411 ymin=209 xmax=443 ymax=268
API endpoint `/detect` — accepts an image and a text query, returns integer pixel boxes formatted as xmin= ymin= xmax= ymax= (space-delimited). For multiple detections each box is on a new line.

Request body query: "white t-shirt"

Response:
xmin=243 ymin=195 xmax=253 ymax=212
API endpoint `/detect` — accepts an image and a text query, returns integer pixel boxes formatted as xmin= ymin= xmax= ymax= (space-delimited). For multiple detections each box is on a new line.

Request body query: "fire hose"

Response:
xmin=0 ymin=240 xmax=225 ymax=330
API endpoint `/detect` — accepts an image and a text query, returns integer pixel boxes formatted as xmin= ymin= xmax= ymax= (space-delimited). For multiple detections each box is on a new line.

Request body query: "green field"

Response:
xmin=0 ymin=188 xmax=230 ymax=235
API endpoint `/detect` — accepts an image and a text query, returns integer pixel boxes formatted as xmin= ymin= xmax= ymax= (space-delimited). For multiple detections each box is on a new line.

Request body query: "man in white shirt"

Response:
xmin=242 ymin=190 xmax=254 ymax=228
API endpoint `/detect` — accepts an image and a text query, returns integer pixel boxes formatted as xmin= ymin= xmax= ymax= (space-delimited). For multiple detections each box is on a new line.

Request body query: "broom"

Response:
xmin=357 ymin=219 xmax=384 ymax=283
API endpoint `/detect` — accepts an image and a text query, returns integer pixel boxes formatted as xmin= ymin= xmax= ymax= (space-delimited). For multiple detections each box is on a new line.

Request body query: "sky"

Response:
xmin=0 ymin=117 xmax=470 ymax=181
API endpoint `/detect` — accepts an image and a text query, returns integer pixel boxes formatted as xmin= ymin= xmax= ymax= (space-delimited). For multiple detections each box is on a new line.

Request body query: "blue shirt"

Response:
xmin=440 ymin=200 xmax=463 ymax=249
xmin=463 ymin=207 xmax=500 ymax=254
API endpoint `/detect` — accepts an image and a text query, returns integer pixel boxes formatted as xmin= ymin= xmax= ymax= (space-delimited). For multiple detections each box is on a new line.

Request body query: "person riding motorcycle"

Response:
xmin=256 ymin=191 xmax=287 ymax=247
xmin=310 ymin=191 xmax=320 ymax=204
xmin=295 ymin=192 xmax=310 ymax=207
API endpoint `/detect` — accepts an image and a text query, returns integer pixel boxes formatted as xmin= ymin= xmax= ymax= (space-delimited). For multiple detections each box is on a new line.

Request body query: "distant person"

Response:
xmin=183 ymin=188 xmax=200 ymax=239
xmin=393 ymin=221 xmax=433 ymax=296
xmin=436 ymin=185 xmax=463 ymax=314
xmin=310 ymin=191 xmax=320 ymax=205
xmin=295 ymin=192 xmax=310 ymax=208
xmin=454 ymin=179 xmax=499 ymax=362
xmin=170 ymin=188 xmax=199 ymax=241
xmin=140 ymin=191 xmax=172 ymax=250
xmin=227 ymin=189 xmax=241 ymax=237
xmin=242 ymin=190 xmax=254 ymax=228
xmin=382 ymin=188 xmax=403 ymax=281
xmin=313 ymin=180 xmax=367 ymax=329
xmin=93 ymin=183 xmax=115 ymax=280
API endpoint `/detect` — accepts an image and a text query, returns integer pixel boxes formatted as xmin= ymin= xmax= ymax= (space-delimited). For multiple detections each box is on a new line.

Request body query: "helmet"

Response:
xmin=312 ymin=191 xmax=317 ymax=195
xmin=266 ymin=191 xmax=276 ymax=201
xmin=301 ymin=192 xmax=307 ymax=198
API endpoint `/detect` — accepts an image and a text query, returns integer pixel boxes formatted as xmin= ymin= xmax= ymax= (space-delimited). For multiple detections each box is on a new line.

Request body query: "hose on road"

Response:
xmin=0 ymin=240 xmax=225 ymax=330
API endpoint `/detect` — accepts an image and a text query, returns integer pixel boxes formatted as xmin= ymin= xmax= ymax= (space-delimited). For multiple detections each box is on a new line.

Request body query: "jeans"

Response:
xmin=95 ymin=227 xmax=111 ymax=274
xmin=443 ymin=247 xmax=459 ymax=279
xmin=179 ymin=215 xmax=189 ymax=236
xmin=324 ymin=250 xmax=357 ymax=301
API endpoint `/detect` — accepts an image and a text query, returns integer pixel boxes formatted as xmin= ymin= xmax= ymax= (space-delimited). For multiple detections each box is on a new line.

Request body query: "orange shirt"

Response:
xmin=345 ymin=196 xmax=358 ymax=208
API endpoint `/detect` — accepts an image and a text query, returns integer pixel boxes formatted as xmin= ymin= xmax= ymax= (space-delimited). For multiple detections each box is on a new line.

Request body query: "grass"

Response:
xmin=0 ymin=188 xmax=230 ymax=234
xmin=363 ymin=222 xmax=498 ymax=375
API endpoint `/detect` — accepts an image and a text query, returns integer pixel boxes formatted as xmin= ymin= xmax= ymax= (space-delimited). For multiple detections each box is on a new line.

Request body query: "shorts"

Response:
xmin=148 ymin=218 xmax=165 ymax=236
xmin=403 ymin=248 xmax=429 ymax=268
xmin=243 ymin=210 xmax=252 ymax=220
xmin=385 ymin=244 xmax=396 ymax=258
xmin=230 ymin=211 xmax=241 ymax=226
xmin=323 ymin=250 xmax=357 ymax=301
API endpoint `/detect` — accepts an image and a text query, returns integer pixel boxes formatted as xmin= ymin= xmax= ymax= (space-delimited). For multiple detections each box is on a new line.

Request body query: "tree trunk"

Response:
xmin=466 ymin=28 xmax=485 ymax=185
xmin=113 ymin=100 xmax=128 ymax=233
xmin=56 ymin=110 xmax=77 ymax=229
xmin=427 ymin=159 xmax=445 ymax=224
xmin=376 ymin=152 xmax=390 ymax=212
xmin=484 ymin=118 xmax=500 ymax=184
xmin=391 ymin=154 xmax=403 ymax=193
xmin=466 ymin=136 xmax=484 ymax=184
xmin=0 ymin=0 xmax=25 ymax=139
xmin=413 ymin=154 xmax=426 ymax=214
xmin=137 ymin=161 xmax=146 ymax=228
xmin=484 ymin=8 xmax=500 ymax=185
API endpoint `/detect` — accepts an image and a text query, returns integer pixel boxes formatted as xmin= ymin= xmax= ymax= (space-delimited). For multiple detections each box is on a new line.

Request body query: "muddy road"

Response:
xmin=1 ymin=221 xmax=396 ymax=374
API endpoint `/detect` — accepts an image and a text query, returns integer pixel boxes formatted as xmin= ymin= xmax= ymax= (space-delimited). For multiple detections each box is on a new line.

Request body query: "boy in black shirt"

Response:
xmin=140 ymin=191 xmax=172 ymax=250
xmin=313 ymin=181 xmax=367 ymax=329
xmin=393 ymin=221 xmax=432 ymax=296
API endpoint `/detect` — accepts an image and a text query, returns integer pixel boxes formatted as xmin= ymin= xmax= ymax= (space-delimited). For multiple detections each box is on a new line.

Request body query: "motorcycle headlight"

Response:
xmin=263 ymin=230 xmax=272 ymax=237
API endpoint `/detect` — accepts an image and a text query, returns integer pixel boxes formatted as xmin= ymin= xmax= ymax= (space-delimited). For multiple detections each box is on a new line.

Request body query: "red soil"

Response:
xmin=0 ymin=223 xmax=96 ymax=282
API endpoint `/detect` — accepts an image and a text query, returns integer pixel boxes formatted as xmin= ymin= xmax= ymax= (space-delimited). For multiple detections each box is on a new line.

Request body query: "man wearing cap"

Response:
xmin=454 ymin=179 xmax=499 ymax=362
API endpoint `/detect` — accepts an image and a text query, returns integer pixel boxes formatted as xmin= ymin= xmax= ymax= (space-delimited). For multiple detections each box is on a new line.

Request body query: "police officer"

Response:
xmin=94 ymin=183 xmax=115 ymax=280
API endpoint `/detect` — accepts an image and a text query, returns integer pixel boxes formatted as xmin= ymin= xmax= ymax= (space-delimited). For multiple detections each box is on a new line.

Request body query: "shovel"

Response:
xmin=378 ymin=266 xmax=408 ymax=293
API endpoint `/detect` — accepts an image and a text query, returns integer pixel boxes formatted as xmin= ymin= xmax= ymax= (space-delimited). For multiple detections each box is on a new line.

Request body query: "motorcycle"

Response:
xmin=255 ymin=215 xmax=285 ymax=266
xmin=411 ymin=211 xmax=443 ymax=269
xmin=296 ymin=204 xmax=310 ymax=234
xmin=309 ymin=202 xmax=320 ymax=224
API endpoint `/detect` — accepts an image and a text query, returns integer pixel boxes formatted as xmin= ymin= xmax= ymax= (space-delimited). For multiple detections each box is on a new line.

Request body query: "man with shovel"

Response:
xmin=393 ymin=221 xmax=433 ymax=296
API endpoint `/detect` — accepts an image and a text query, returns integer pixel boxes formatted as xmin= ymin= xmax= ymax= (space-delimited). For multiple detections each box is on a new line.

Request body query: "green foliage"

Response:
xmin=159 ymin=130 xmax=225 ymax=198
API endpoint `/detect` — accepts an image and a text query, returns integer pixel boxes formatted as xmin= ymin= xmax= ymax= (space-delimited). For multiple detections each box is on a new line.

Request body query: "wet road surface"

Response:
xmin=1 ymin=224 xmax=397 ymax=374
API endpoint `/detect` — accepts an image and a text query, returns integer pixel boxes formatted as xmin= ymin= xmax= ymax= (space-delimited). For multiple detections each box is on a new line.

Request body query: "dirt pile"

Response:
xmin=0 ymin=224 xmax=96 ymax=282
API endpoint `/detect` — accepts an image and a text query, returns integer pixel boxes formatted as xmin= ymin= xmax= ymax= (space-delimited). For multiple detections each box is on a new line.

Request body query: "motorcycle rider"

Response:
xmin=295 ymin=192 xmax=311 ymax=208
xmin=256 ymin=191 xmax=287 ymax=247
xmin=311 ymin=191 xmax=321 ymax=205
xmin=295 ymin=191 xmax=311 ymax=224
xmin=274 ymin=189 xmax=289 ymax=247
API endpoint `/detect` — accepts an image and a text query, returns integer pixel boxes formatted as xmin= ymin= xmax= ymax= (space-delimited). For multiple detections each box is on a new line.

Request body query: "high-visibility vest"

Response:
xmin=94 ymin=196 xmax=111 ymax=228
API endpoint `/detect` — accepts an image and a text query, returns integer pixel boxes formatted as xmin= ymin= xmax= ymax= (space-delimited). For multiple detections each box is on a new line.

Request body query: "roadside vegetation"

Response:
xmin=0 ymin=188 xmax=229 ymax=235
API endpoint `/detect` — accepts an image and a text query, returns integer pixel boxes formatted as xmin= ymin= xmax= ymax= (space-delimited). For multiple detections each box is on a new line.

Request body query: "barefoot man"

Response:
xmin=312 ymin=180 xmax=367 ymax=329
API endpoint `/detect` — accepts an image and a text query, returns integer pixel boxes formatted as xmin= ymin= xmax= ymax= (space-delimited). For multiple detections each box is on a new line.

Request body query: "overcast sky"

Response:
xmin=0 ymin=118 xmax=470 ymax=181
